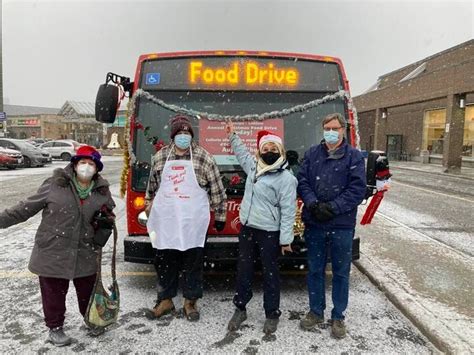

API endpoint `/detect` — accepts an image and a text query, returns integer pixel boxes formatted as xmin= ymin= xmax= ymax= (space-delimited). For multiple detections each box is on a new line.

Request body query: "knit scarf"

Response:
xmin=72 ymin=175 xmax=95 ymax=200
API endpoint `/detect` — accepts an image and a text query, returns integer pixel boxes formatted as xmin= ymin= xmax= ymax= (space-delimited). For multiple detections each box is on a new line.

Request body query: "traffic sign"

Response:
xmin=0 ymin=112 xmax=6 ymax=121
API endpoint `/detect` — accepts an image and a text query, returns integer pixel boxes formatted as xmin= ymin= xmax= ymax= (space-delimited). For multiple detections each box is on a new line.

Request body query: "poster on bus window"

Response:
xmin=199 ymin=119 xmax=284 ymax=165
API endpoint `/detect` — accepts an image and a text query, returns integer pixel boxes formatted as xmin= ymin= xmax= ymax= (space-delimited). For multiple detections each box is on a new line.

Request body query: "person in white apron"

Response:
xmin=144 ymin=115 xmax=227 ymax=321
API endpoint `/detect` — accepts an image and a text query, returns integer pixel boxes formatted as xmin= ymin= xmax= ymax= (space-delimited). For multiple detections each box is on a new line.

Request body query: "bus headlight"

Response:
xmin=137 ymin=211 xmax=148 ymax=226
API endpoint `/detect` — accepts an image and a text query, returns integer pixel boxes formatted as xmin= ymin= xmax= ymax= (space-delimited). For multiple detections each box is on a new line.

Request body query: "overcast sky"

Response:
xmin=2 ymin=0 xmax=473 ymax=108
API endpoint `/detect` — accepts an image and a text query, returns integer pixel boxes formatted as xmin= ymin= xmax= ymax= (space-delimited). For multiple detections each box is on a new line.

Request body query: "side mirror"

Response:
xmin=95 ymin=84 xmax=119 ymax=123
xmin=365 ymin=150 xmax=390 ymax=199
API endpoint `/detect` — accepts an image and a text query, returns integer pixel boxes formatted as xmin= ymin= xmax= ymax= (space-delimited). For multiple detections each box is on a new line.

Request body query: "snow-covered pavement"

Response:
xmin=0 ymin=162 xmax=435 ymax=353
xmin=355 ymin=164 xmax=474 ymax=353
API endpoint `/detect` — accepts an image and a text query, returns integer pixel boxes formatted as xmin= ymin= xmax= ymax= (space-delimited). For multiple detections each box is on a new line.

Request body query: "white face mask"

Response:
xmin=76 ymin=164 xmax=96 ymax=180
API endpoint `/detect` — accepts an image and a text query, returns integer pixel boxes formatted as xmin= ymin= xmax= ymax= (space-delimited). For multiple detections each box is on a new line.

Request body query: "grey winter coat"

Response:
xmin=0 ymin=164 xmax=115 ymax=280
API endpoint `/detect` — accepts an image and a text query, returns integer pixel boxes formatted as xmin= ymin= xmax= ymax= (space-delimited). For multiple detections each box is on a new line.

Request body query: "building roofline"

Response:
xmin=377 ymin=39 xmax=474 ymax=80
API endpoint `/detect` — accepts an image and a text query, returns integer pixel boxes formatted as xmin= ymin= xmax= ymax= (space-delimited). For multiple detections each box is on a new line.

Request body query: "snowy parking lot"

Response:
xmin=0 ymin=160 xmax=436 ymax=353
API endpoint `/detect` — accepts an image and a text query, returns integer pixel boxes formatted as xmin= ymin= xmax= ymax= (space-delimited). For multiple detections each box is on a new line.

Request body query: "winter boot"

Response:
xmin=183 ymin=299 xmax=200 ymax=322
xmin=330 ymin=319 xmax=347 ymax=339
xmin=300 ymin=311 xmax=324 ymax=330
xmin=146 ymin=299 xmax=175 ymax=319
xmin=47 ymin=326 xmax=72 ymax=347
xmin=263 ymin=318 xmax=279 ymax=334
xmin=227 ymin=308 xmax=247 ymax=331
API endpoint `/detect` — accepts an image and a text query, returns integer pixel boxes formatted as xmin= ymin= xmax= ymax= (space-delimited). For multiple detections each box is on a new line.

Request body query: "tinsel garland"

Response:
xmin=119 ymin=100 xmax=132 ymax=198
xmin=132 ymin=88 xmax=348 ymax=121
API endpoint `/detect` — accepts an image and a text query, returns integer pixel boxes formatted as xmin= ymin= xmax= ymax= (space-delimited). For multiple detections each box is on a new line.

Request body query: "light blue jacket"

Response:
xmin=230 ymin=133 xmax=297 ymax=245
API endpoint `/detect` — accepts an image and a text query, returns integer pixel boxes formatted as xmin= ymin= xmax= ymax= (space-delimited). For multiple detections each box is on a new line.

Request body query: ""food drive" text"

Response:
xmin=188 ymin=61 xmax=299 ymax=87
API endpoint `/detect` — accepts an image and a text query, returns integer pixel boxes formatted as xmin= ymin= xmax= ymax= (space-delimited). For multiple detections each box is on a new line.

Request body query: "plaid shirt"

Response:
xmin=145 ymin=142 xmax=227 ymax=222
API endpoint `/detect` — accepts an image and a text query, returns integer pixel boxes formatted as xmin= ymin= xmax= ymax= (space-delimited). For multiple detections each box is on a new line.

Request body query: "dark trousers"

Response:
xmin=233 ymin=226 xmax=281 ymax=319
xmin=154 ymin=247 xmax=204 ymax=302
xmin=39 ymin=274 xmax=96 ymax=329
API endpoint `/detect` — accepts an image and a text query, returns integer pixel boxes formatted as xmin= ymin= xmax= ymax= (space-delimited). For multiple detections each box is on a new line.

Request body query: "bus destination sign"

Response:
xmin=141 ymin=57 xmax=341 ymax=92
xmin=189 ymin=61 xmax=298 ymax=87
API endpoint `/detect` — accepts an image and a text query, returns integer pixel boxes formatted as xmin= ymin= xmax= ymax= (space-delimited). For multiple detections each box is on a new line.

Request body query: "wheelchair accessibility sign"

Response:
xmin=146 ymin=73 xmax=161 ymax=85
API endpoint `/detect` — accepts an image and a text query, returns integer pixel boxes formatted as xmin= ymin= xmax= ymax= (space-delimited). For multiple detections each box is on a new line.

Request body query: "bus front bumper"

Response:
xmin=124 ymin=235 xmax=360 ymax=265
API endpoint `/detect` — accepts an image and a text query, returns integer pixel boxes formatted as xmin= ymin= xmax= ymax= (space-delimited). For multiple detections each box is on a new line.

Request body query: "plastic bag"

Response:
xmin=84 ymin=225 xmax=119 ymax=329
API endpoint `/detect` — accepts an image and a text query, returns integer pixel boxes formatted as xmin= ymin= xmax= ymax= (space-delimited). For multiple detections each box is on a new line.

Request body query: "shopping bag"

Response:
xmin=84 ymin=224 xmax=120 ymax=329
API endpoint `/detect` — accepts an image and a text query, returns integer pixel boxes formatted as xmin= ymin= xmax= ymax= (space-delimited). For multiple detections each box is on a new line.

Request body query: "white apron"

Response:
xmin=147 ymin=147 xmax=211 ymax=251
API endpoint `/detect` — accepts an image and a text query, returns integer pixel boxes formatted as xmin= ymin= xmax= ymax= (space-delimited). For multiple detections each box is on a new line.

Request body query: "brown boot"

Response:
xmin=146 ymin=299 xmax=175 ymax=319
xmin=183 ymin=299 xmax=200 ymax=322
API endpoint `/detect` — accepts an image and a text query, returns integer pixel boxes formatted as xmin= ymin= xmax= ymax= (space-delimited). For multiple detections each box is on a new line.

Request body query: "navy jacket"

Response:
xmin=297 ymin=140 xmax=366 ymax=229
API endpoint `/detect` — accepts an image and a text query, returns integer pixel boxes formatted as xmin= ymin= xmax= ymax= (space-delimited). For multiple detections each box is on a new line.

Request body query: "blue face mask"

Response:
xmin=174 ymin=134 xmax=192 ymax=149
xmin=323 ymin=130 xmax=340 ymax=144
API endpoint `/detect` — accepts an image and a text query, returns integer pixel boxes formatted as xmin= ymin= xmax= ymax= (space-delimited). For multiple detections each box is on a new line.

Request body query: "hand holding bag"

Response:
xmin=91 ymin=206 xmax=116 ymax=247
xmin=84 ymin=224 xmax=120 ymax=329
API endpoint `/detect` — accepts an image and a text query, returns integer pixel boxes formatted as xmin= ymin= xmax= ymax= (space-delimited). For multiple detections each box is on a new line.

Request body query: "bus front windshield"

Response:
xmin=132 ymin=91 xmax=346 ymax=193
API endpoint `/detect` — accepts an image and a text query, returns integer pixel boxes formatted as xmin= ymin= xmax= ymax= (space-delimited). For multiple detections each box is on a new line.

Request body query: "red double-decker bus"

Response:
xmin=95 ymin=51 xmax=361 ymax=266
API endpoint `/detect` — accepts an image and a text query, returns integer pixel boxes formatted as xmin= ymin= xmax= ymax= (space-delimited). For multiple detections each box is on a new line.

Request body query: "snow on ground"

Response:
xmin=0 ymin=184 xmax=435 ymax=353
xmin=378 ymin=182 xmax=474 ymax=256
xmin=356 ymin=203 xmax=474 ymax=353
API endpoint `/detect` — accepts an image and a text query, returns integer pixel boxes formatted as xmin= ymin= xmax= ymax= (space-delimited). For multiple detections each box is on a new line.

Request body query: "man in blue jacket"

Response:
xmin=297 ymin=113 xmax=366 ymax=339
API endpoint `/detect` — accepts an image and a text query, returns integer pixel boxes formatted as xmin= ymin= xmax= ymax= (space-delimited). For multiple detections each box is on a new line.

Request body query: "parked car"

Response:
xmin=27 ymin=138 xmax=51 ymax=147
xmin=0 ymin=138 xmax=48 ymax=167
xmin=38 ymin=147 xmax=53 ymax=163
xmin=0 ymin=146 xmax=24 ymax=169
xmin=40 ymin=140 xmax=83 ymax=161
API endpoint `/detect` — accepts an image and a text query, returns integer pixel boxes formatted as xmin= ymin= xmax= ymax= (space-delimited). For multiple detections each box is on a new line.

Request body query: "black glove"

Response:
xmin=92 ymin=207 xmax=115 ymax=230
xmin=309 ymin=202 xmax=320 ymax=219
xmin=310 ymin=202 xmax=335 ymax=222
xmin=91 ymin=206 xmax=115 ymax=247
xmin=214 ymin=220 xmax=226 ymax=232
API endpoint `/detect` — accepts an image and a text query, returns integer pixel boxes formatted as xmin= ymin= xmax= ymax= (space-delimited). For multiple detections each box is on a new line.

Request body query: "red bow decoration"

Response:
xmin=154 ymin=140 xmax=165 ymax=152
xmin=230 ymin=175 xmax=241 ymax=186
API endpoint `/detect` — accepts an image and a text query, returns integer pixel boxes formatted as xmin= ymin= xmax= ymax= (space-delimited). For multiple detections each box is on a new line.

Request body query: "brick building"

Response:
xmin=4 ymin=105 xmax=61 ymax=139
xmin=353 ymin=40 xmax=474 ymax=171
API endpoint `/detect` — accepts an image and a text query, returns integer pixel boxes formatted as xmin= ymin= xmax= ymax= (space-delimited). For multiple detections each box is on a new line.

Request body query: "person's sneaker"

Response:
xmin=146 ymin=299 xmax=175 ymax=319
xmin=263 ymin=318 xmax=279 ymax=334
xmin=227 ymin=308 xmax=247 ymax=331
xmin=183 ymin=299 xmax=200 ymax=322
xmin=330 ymin=319 xmax=347 ymax=339
xmin=299 ymin=311 xmax=324 ymax=330
xmin=47 ymin=326 xmax=72 ymax=347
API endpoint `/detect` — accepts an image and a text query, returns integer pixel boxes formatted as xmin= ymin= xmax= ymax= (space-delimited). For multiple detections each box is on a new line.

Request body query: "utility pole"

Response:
xmin=0 ymin=0 xmax=5 ymax=137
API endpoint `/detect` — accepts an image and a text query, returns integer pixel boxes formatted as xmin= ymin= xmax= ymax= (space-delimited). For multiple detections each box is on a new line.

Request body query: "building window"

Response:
xmin=423 ymin=109 xmax=446 ymax=154
xmin=463 ymin=105 xmax=474 ymax=157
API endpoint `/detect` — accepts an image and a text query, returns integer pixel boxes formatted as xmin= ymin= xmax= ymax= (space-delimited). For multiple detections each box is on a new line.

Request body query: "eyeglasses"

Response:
xmin=323 ymin=126 xmax=343 ymax=132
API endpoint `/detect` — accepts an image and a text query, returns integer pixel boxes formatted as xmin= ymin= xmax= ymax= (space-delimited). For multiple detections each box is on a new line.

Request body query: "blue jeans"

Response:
xmin=304 ymin=226 xmax=354 ymax=320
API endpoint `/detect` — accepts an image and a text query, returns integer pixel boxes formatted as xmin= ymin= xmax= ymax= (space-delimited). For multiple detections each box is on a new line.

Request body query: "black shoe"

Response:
xmin=263 ymin=318 xmax=279 ymax=334
xmin=227 ymin=308 xmax=247 ymax=331
xmin=47 ymin=326 xmax=72 ymax=347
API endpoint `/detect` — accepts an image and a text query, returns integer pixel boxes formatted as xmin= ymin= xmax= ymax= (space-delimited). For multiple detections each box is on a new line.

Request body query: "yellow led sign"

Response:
xmin=189 ymin=61 xmax=299 ymax=87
